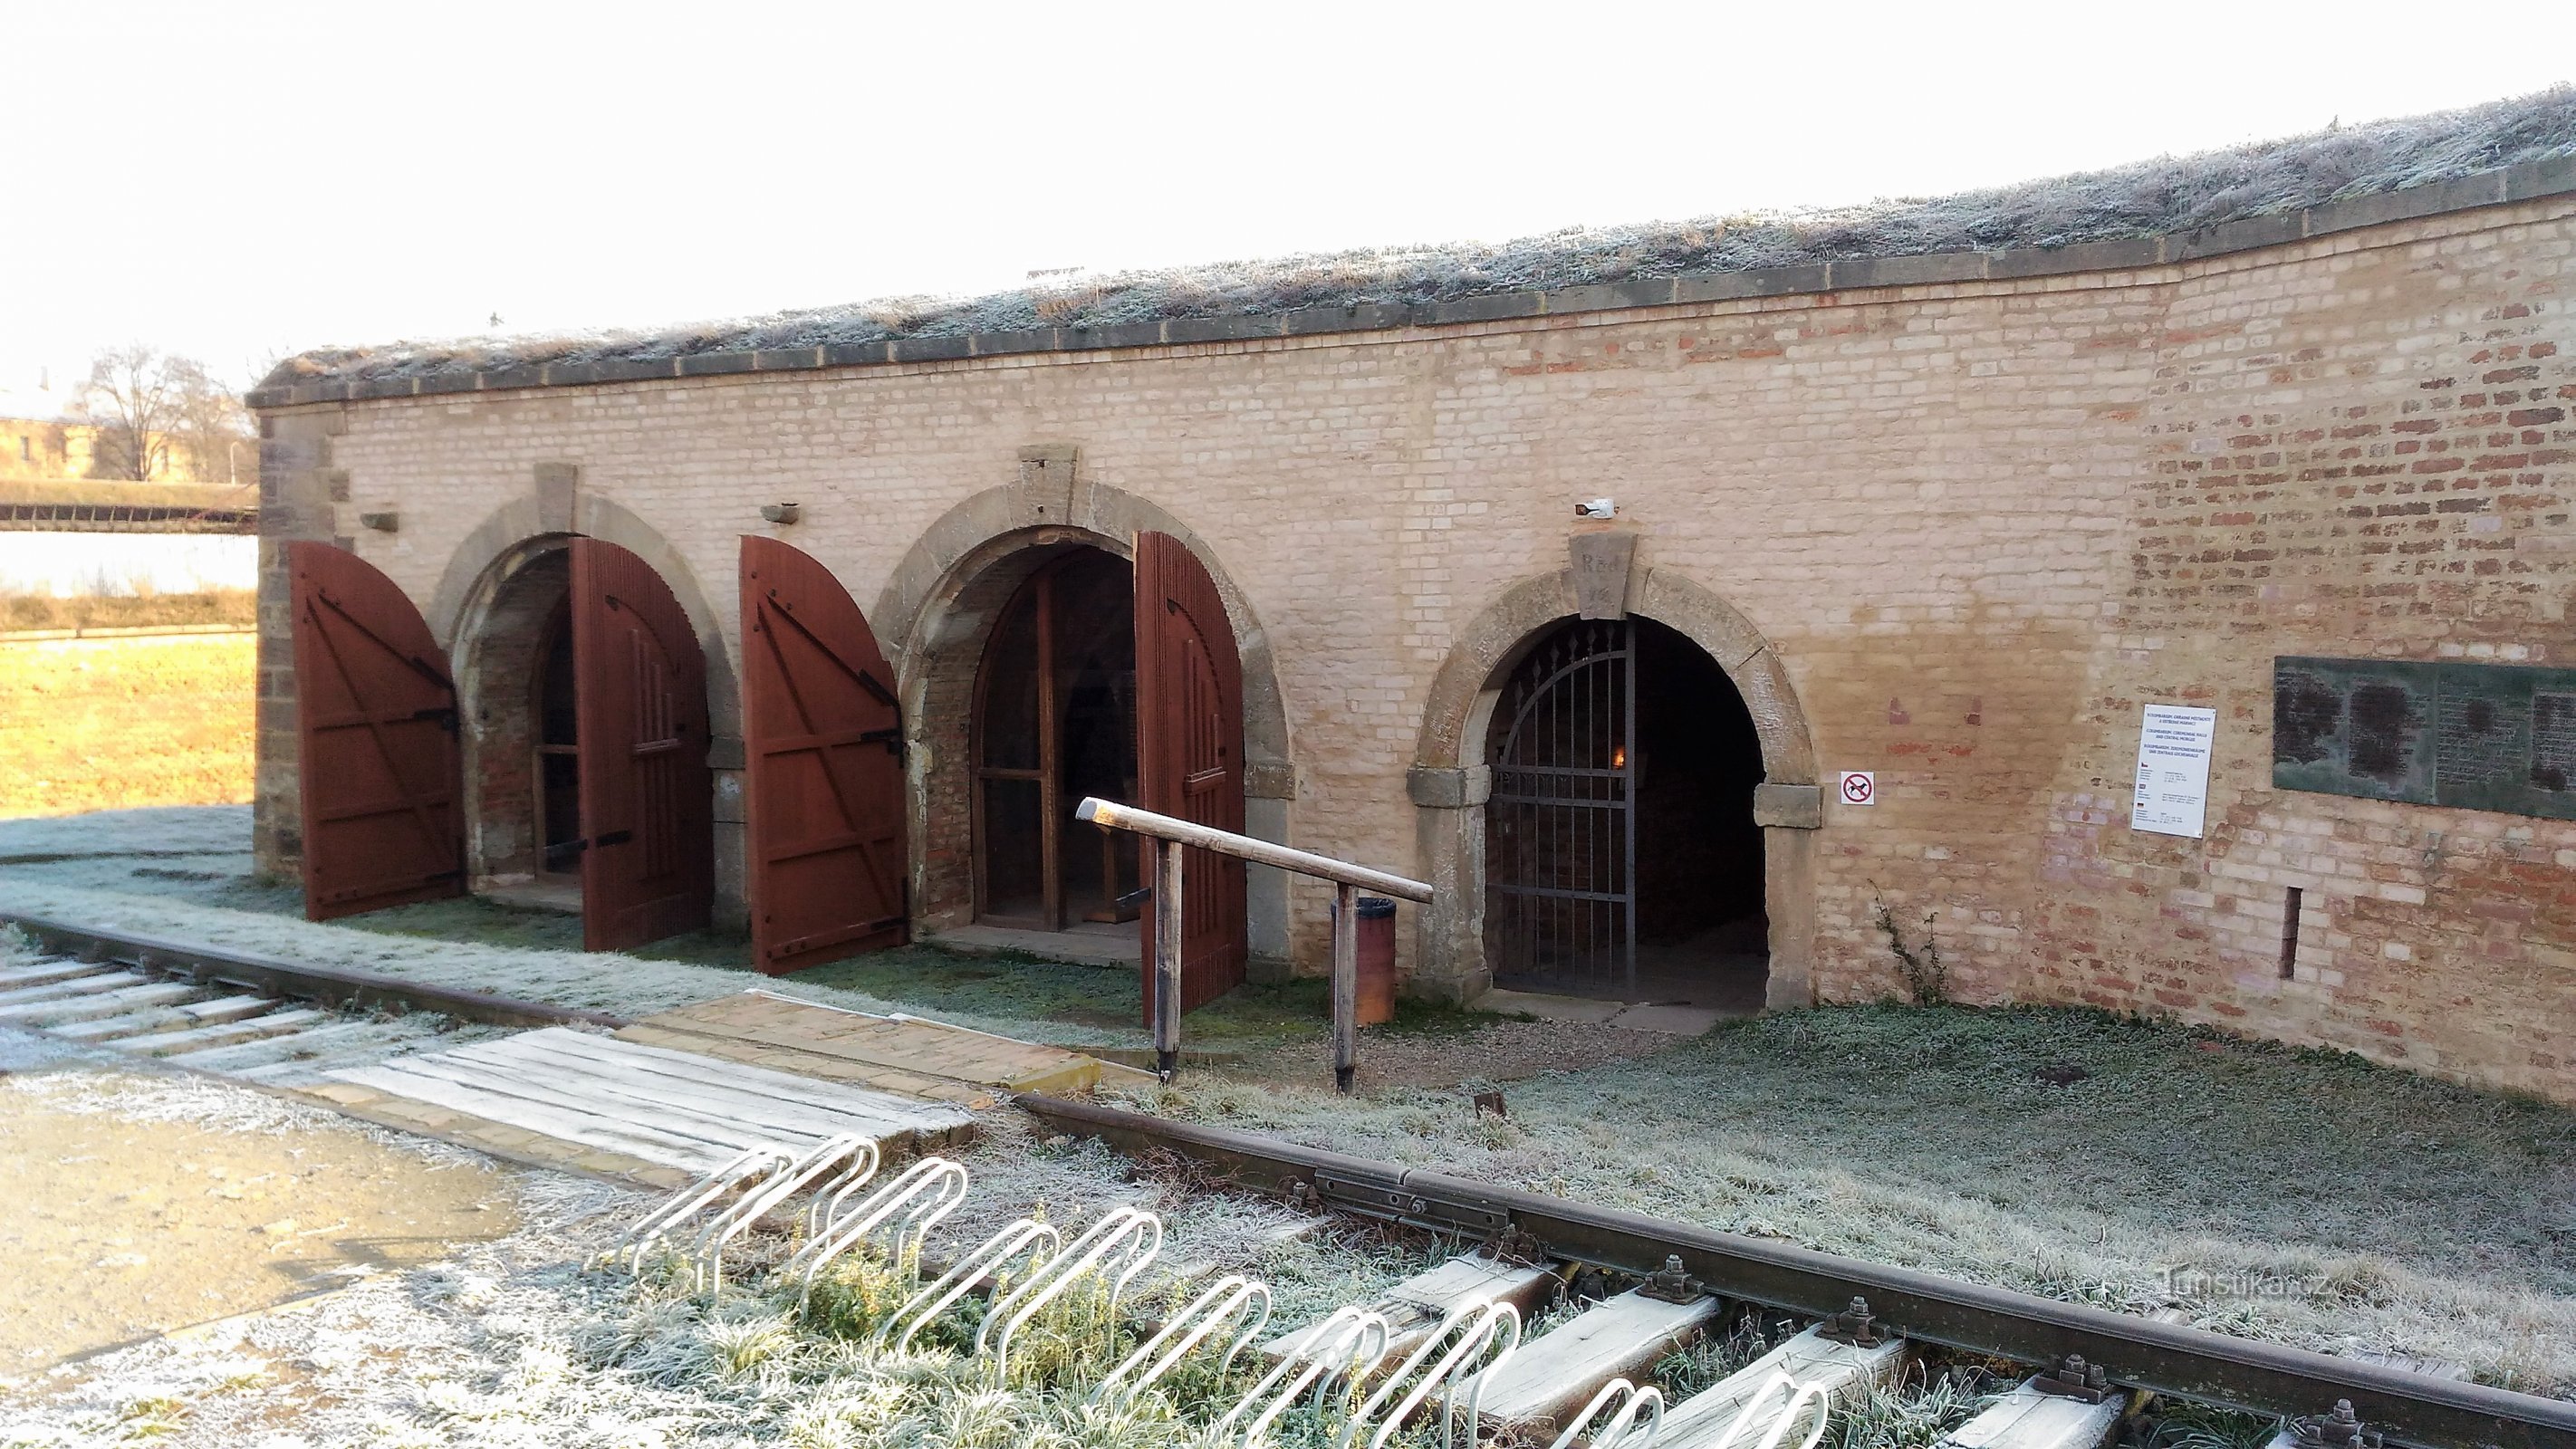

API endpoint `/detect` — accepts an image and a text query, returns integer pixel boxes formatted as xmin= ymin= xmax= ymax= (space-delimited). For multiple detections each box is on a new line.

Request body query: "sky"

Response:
xmin=0 ymin=0 xmax=2567 ymax=404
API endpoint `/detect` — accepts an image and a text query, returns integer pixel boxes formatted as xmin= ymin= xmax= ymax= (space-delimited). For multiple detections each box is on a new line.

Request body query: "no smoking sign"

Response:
xmin=1839 ymin=771 xmax=1876 ymax=807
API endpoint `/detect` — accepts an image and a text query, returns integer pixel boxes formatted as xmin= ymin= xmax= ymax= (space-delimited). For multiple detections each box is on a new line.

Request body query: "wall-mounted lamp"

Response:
xmin=760 ymin=503 xmax=802 ymax=525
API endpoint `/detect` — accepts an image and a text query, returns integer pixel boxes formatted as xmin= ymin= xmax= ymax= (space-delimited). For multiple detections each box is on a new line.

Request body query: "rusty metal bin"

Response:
xmin=1331 ymin=895 xmax=1398 ymax=1025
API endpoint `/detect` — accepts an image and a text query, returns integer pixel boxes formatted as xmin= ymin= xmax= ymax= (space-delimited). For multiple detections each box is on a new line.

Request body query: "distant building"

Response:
xmin=0 ymin=379 xmax=245 ymax=485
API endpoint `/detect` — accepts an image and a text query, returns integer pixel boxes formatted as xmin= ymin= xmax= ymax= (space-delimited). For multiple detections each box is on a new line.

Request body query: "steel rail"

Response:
xmin=0 ymin=910 xmax=629 ymax=1030
xmin=1014 ymin=1092 xmax=2576 ymax=1449
xmin=1073 ymin=798 xmax=1434 ymax=902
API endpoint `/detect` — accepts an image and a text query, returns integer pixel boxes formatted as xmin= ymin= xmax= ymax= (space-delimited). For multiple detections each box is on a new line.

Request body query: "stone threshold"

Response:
xmin=1472 ymin=988 xmax=1725 ymax=1037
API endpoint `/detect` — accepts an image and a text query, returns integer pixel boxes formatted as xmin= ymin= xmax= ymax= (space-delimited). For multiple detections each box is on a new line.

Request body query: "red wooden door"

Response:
xmin=572 ymin=538 xmax=714 ymax=950
xmin=286 ymin=541 xmax=466 ymax=919
xmin=740 ymin=536 xmax=908 ymax=974
xmin=1133 ymin=531 xmax=1247 ymax=1017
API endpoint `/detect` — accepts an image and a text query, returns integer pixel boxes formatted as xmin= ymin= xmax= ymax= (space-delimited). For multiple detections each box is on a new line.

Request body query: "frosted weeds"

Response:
xmin=256 ymin=89 xmax=2576 ymax=389
xmin=1109 ymin=1070 xmax=2576 ymax=1398
xmin=0 ymin=1108 xmax=1409 ymax=1448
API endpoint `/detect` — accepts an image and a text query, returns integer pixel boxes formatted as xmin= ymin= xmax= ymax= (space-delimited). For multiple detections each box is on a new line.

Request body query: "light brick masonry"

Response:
xmin=255 ymin=185 xmax=2576 ymax=1106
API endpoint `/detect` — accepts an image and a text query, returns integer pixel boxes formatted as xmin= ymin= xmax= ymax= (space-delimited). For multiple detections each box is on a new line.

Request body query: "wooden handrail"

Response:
xmin=1073 ymin=798 xmax=1432 ymax=902
xmin=1077 ymin=796 xmax=1432 ymax=1093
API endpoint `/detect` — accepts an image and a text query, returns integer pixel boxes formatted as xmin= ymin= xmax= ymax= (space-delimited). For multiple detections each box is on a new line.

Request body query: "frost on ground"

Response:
xmin=0 ymin=1094 xmax=1418 ymax=1449
xmin=256 ymin=88 xmax=2576 ymax=389
xmin=0 ymin=807 xmax=1146 ymax=1051
xmin=1115 ymin=1007 xmax=2576 ymax=1399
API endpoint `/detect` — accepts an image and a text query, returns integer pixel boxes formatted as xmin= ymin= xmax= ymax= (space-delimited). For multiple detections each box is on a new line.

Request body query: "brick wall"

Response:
xmin=256 ymin=191 xmax=2576 ymax=1104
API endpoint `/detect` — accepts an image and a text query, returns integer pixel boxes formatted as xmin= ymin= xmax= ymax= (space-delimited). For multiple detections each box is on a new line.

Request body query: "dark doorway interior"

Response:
xmin=533 ymin=600 xmax=582 ymax=882
xmin=1485 ymin=615 xmax=1767 ymax=1008
xmin=1630 ymin=618 xmax=1767 ymax=1004
xmin=464 ymin=546 xmax=573 ymax=906
xmin=974 ymin=548 xmax=1139 ymax=931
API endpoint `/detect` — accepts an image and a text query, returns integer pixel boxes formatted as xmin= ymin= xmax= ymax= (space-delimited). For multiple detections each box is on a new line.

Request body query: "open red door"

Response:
xmin=572 ymin=537 xmax=714 ymax=951
xmin=1134 ymin=531 xmax=1247 ymax=1018
xmin=286 ymin=541 xmax=466 ymax=919
xmin=740 ymin=536 xmax=908 ymax=974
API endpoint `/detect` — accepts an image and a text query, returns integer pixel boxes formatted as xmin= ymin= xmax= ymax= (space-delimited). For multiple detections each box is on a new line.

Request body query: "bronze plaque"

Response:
xmin=2273 ymin=656 xmax=2576 ymax=820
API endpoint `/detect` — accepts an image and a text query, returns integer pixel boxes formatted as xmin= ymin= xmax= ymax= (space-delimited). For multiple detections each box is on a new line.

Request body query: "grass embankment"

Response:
xmin=0 ymin=587 xmax=255 ymax=633
xmin=1122 ymin=1005 xmax=2576 ymax=1396
xmin=0 ymin=627 xmax=255 ymax=816
xmin=324 ymin=891 xmax=1511 ymax=1054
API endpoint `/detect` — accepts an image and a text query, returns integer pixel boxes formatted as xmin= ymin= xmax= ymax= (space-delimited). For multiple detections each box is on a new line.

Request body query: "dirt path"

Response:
xmin=0 ymin=1059 xmax=520 ymax=1373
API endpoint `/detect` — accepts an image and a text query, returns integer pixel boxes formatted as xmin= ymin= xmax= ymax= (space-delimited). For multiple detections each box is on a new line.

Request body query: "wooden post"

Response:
xmin=1331 ymin=880 xmax=1359 ymax=1094
xmin=1153 ymin=838 xmax=1185 ymax=1080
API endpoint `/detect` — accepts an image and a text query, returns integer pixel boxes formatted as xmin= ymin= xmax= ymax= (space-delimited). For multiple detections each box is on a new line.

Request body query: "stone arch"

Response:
xmin=1408 ymin=564 xmax=1820 ymax=1007
xmin=874 ymin=479 xmax=1294 ymax=964
xmin=428 ymin=494 xmax=739 ymax=743
xmin=428 ymin=494 xmax=746 ymax=928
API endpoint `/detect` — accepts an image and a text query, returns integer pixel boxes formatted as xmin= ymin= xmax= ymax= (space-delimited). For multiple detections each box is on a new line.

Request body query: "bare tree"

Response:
xmin=74 ymin=345 xmax=252 ymax=484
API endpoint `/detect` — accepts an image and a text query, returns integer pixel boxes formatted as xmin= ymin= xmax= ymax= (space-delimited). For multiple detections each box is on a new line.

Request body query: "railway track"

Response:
xmin=5 ymin=909 xmax=2571 ymax=1449
xmin=0 ymin=910 xmax=618 ymax=1086
xmin=1012 ymin=1095 xmax=2576 ymax=1449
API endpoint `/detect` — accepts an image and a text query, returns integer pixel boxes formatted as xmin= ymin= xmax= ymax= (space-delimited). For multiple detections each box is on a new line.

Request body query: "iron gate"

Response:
xmin=1486 ymin=619 xmax=1636 ymax=991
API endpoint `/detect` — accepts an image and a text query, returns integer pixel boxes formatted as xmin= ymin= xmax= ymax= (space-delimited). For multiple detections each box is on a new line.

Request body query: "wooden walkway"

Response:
xmin=306 ymin=1027 xmax=978 ymax=1188
xmin=612 ymin=990 xmax=1156 ymax=1106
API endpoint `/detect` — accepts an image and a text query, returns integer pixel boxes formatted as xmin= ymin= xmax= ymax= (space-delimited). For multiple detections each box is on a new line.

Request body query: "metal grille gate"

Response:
xmin=1486 ymin=619 xmax=1637 ymax=992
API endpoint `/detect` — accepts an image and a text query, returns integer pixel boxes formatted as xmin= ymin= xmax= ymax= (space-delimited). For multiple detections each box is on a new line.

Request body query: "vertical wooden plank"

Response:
xmin=1332 ymin=880 xmax=1359 ymax=1093
xmin=1154 ymin=838 xmax=1184 ymax=1078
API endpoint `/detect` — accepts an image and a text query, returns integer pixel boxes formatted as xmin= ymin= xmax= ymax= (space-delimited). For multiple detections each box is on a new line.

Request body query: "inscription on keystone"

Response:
xmin=2273 ymin=656 xmax=2576 ymax=820
xmin=1570 ymin=532 xmax=1636 ymax=620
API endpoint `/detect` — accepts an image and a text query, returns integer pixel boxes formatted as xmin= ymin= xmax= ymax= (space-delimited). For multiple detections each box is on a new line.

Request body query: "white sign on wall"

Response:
xmin=1839 ymin=772 xmax=1875 ymax=807
xmin=2131 ymin=705 xmax=2217 ymax=838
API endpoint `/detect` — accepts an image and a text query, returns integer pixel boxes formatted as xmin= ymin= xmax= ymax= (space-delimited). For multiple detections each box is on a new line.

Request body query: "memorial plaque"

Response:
xmin=2270 ymin=657 xmax=2437 ymax=805
xmin=2273 ymin=656 xmax=2576 ymax=821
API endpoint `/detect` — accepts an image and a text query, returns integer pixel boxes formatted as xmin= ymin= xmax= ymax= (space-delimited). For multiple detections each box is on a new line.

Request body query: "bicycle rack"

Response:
xmin=877 ymin=1216 xmax=1062 ymax=1353
xmin=1706 ymin=1371 xmax=1832 ymax=1449
xmin=803 ymin=1139 xmax=884 ymax=1239
xmin=976 ymin=1203 xmax=1163 ymax=1379
xmin=781 ymin=1156 xmax=972 ymax=1307
xmin=603 ymin=1143 xmax=790 ymax=1275
xmin=1091 ymin=1271 xmax=1273 ymax=1410
xmin=1216 ymin=1305 xmax=1392 ymax=1449
xmin=1548 ymin=1378 xmax=1664 ymax=1449
xmin=1336 ymin=1296 xmax=1521 ymax=1449
xmin=686 ymin=1135 xmax=873 ymax=1292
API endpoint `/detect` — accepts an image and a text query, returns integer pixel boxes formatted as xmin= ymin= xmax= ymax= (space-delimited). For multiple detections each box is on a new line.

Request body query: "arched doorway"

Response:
xmin=458 ymin=542 xmax=573 ymax=902
xmin=1485 ymin=615 xmax=1769 ymax=1009
xmin=455 ymin=535 xmax=713 ymax=949
xmin=971 ymin=545 xmax=1141 ymax=934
